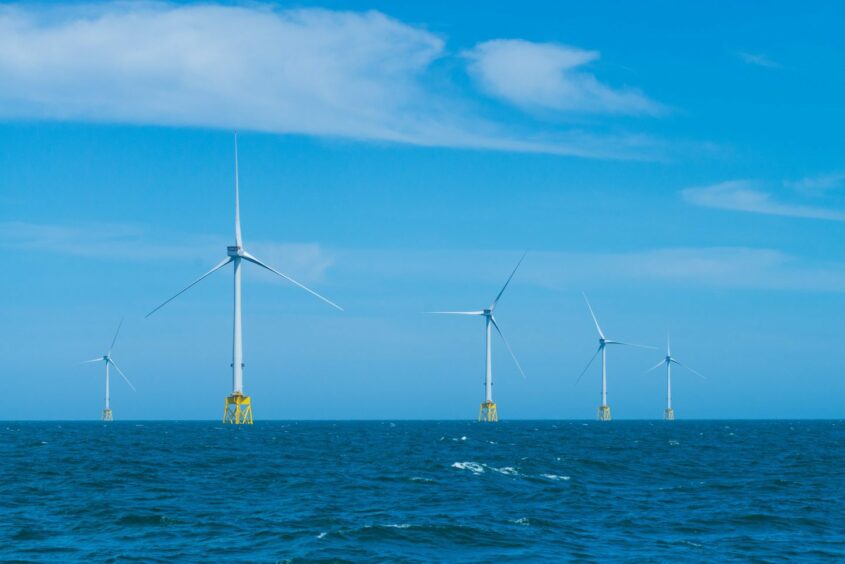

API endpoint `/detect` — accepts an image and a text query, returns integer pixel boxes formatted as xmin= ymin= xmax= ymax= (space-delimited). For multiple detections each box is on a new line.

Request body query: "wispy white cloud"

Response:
xmin=737 ymin=51 xmax=782 ymax=69
xmin=0 ymin=221 xmax=333 ymax=283
xmin=0 ymin=3 xmax=667 ymax=160
xmin=5 ymin=221 xmax=845 ymax=293
xmin=783 ymin=172 xmax=845 ymax=195
xmin=335 ymin=247 xmax=845 ymax=294
xmin=681 ymin=180 xmax=845 ymax=221
xmin=464 ymin=39 xmax=661 ymax=115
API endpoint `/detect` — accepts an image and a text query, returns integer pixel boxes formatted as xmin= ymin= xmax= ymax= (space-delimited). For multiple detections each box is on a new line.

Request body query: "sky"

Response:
xmin=1 ymin=0 xmax=844 ymax=420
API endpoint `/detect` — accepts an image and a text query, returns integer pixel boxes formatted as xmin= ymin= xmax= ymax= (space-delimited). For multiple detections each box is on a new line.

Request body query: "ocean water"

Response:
xmin=2 ymin=421 xmax=843 ymax=562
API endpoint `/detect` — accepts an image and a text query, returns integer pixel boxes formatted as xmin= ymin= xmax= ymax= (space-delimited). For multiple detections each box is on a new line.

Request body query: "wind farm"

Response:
xmin=81 ymin=319 xmax=136 ymax=421
xmin=145 ymin=135 xmax=342 ymax=424
xmin=429 ymin=254 xmax=527 ymax=422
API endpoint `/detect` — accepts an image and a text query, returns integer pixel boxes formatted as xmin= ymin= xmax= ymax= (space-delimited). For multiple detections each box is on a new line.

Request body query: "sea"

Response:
xmin=2 ymin=420 xmax=843 ymax=562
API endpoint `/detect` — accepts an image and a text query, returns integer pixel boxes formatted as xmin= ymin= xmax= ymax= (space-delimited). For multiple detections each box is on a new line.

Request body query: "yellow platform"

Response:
xmin=223 ymin=393 xmax=253 ymax=425
xmin=598 ymin=405 xmax=611 ymax=421
xmin=102 ymin=409 xmax=113 ymax=422
xmin=664 ymin=408 xmax=675 ymax=421
xmin=478 ymin=400 xmax=498 ymax=422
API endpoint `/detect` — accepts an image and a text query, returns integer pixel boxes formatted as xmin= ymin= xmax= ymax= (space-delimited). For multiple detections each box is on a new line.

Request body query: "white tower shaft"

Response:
xmin=232 ymin=256 xmax=243 ymax=394
xmin=667 ymin=361 xmax=672 ymax=410
xmin=601 ymin=345 xmax=607 ymax=407
xmin=105 ymin=361 xmax=110 ymax=411
xmin=485 ymin=315 xmax=493 ymax=403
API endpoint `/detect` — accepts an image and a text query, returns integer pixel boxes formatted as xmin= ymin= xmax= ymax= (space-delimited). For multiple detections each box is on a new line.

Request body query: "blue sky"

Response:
xmin=1 ymin=1 xmax=844 ymax=419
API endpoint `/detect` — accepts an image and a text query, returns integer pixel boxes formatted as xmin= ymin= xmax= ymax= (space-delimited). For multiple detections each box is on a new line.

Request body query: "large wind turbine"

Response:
xmin=577 ymin=294 xmax=652 ymax=421
xmin=646 ymin=334 xmax=704 ymax=421
xmin=82 ymin=319 xmax=135 ymax=421
xmin=146 ymin=135 xmax=343 ymax=424
xmin=429 ymin=254 xmax=526 ymax=422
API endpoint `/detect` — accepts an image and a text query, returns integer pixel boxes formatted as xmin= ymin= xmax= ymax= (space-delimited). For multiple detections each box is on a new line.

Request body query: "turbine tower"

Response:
xmin=146 ymin=134 xmax=343 ymax=424
xmin=82 ymin=319 xmax=135 ymax=421
xmin=577 ymin=294 xmax=652 ymax=421
xmin=429 ymin=254 xmax=526 ymax=422
xmin=646 ymin=334 xmax=704 ymax=420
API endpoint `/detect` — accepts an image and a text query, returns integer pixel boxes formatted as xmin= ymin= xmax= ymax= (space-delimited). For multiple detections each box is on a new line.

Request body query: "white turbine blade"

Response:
xmin=234 ymin=132 xmax=242 ymax=247
xmin=645 ymin=359 xmax=666 ymax=373
xmin=582 ymin=293 xmax=605 ymax=340
xmin=107 ymin=358 xmax=136 ymax=392
xmin=108 ymin=318 xmax=123 ymax=355
xmin=671 ymin=358 xmax=706 ymax=379
xmin=490 ymin=252 xmax=527 ymax=310
xmin=241 ymin=251 xmax=343 ymax=311
xmin=426 ymin=311 xmax=486 ymax=315
xmin=146 ymin=257 xmax=232 ymax=318
xmin=575 ymin=345 xmax=602 ymax=385
xmin=490 ymin=317 xmax=525 ymax=379
xmin=81 ymin=358 xmax=104 ymax=364
xmin=609 ymin=340 xmax=657 ymax=350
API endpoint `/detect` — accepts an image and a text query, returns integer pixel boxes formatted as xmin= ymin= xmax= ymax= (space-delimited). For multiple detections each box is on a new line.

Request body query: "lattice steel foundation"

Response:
xmin=478 ymin=400 xmax=498 ymax=422
xmin=223 ymin=393 xmax=253 ymax=425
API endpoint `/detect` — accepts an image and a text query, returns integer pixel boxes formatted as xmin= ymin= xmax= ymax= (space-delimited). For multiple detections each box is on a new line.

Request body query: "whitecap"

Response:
xmin=451 ymin=461 xmax=485 ymax=474
xmin=493 ymin=466 xmax=519 ymax=476
xmin=669 ymin=440 xmax=680 ymax=446
xmin=316 ymin=532 xmax=327 ymax=539
xmin=513 ymin=517 xmax=530 ymax=526
xmin=541 ymin=474 xmax=571 ymax=481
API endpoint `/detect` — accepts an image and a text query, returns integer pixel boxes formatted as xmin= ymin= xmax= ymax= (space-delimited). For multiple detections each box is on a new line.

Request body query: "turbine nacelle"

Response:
xmin=227 ymin=245 xmax=244 ymax=257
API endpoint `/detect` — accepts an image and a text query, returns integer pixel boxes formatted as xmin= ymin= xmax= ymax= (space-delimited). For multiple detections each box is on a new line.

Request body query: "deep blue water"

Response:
xmin=2 ymin=421 xmax=843 ymax=562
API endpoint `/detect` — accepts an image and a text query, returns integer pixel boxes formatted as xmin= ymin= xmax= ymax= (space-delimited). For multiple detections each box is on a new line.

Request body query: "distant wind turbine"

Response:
xmin=429 ymin=254 xmax=526 ymax=422
xmin=82 ymin=319 xmax=135 ymax=421
xmin=577 ymin=294 xmax=653 ymax=421
xmin=646 ymin=334 xmax=705 ymax=420
xmin=146 ymin=134 xmax=342 ymax=424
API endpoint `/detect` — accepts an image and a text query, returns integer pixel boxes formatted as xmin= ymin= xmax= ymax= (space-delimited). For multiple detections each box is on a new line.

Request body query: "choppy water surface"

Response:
xmin=2 ymin=421 xmax=843 ymax=561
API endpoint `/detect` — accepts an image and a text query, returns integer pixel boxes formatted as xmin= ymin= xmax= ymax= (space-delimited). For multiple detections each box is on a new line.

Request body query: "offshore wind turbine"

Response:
xmin=429 ymin=254 xmax=526 ymax=422
xmin=646 ymin=334 xmax=704 ymax=420
xmin=577 ymin=294 xmax=653 ymax=421
xmin=146 ymin=135 xmax=342 ymax=424
xmin=82 ymin=319 xmax=135 ymax=421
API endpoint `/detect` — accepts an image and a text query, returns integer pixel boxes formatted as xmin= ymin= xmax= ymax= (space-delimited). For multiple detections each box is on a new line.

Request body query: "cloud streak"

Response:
xmin=465 ymin=40 xmax=661 ymax=115
xmin=5 ymin=221 xmax=845 ymax=293
xmin=0 ymin=2 xmax=666 ymax=159
xmin=681 ymin=180 xmax=845 ymax=221
xmin=737 ymin=52 xmax=782 ymax=69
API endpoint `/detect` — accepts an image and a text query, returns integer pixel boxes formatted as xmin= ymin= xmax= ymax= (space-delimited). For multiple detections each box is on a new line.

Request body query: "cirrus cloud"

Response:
xmin=464 ymin=39 xmax=661 ymax=115
xmin=681 ymin=180 xmax=845 ymax=222
xmin=0 ymin=2 xmax=670 ymax=160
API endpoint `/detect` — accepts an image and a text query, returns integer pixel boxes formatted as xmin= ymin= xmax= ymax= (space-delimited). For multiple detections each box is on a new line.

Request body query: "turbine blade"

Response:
xmin=575 ymin=345 xmax=602 ymax=385
xmin=107 ymin=358 xmax=136 ymax=392
xmin=108 ymin=318 xmax=124 ymax=355
xmin=671 ymin=358 xmax=706 ymax=379
xmin=582 ymin=293 xmax=605 ymax=340
xmin=146 ymin=257 xmax=232 ymax=318
xmin=609 ymin=341 xmax=657 ymax=350
xmin=81 ymin=358 xmax=104 ymax=364
xmin=490 ymin=252 xmax=526 ymax=310
xmin=645 ymin=359 xmax=666 ymax=373
xmin=241 ymin=251 xmax=343 ymax=311
xmin=490 ymin=317 xmax=525 ymax=379
xmin=426 ymin=311 xmax=486 ymax=315
xmin=234 ymin=132 xmax=242 ymax=247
